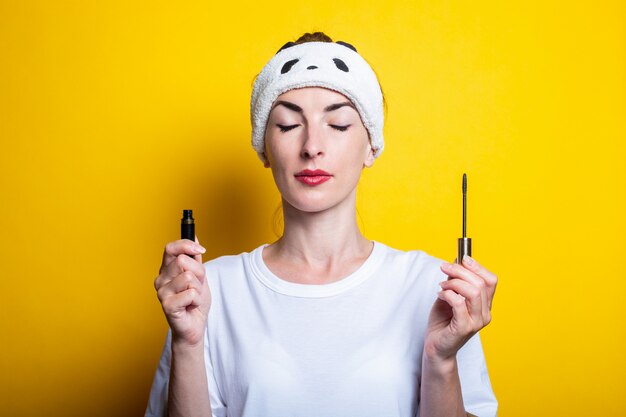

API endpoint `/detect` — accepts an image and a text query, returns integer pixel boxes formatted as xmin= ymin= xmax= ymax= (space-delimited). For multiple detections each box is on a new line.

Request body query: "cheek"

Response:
xmin=346 ymin=130 xmax=372 ymax=167
xmin=265 ymin=136 xmax=292 ymax=187
xmin=265 ymin=136 xmax=288 ymax=168
xmin=335 ymin=138 xmax=370 ymax=187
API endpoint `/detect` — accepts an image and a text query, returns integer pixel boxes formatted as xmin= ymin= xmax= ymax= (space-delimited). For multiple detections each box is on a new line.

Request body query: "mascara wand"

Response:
xmin=457 ymin=173 xmax=471 ymax=263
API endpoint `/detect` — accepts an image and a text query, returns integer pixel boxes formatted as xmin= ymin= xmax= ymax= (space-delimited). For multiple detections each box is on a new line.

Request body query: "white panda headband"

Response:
xmin=250 ymin=41 xmax=384 ymax=162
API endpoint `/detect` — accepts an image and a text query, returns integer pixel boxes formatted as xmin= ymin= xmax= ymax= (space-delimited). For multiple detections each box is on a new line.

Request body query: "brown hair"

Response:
xmin=293 ymin=31 xmax=334 ymax=44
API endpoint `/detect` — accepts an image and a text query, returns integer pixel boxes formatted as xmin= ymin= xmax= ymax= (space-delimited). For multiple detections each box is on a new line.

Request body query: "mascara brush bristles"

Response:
xmin=462 ymin=173 xmax=467 ymax=238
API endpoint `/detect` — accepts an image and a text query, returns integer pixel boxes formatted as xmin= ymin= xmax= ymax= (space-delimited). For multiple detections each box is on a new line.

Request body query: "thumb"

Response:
xmin=194 ymin=235 xmax=204 ymax=264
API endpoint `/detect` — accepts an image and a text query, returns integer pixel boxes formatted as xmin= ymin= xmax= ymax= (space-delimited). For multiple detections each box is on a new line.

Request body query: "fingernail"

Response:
xmin=195 ymin=244 xmax=206 ymax=254
xmin=439 ymin=280 xmax=447 ymax=288
xmin=463 ymin=255 xmax=474 ymax=266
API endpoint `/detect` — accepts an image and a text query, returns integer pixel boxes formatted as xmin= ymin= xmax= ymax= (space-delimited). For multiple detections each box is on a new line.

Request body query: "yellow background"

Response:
xmin=1 ymin=0 xmax=624 ymax=415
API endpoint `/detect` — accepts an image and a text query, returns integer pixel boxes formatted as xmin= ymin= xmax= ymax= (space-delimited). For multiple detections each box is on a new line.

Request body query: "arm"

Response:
xmin=419 ymin=353 xmax=477 ymax=417
xmin=418 ymin=256 xmax=497 ymax=417
xmin=153 ymin=239 xmax=213 ymax=417
xmin=419 ymin=355 xmax=465 ymax=417
xmin=168 ymin=340 xmax=212 ymax=417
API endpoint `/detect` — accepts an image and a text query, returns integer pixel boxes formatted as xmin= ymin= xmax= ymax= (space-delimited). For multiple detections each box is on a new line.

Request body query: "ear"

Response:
xmin=335 ymin=41 xmax=357 ymax=52
xmin=276 ymin=41 xmax=296 ymax=54
xmin=363 ymin=146 xmax=375 ymax=168
xmin=262 ymin=153 xmax=271 ymax=168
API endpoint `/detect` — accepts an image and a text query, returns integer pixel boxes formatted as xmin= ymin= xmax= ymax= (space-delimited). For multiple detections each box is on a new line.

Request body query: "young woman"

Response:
xmin=145 ymin=32 xmax=498 ymax=417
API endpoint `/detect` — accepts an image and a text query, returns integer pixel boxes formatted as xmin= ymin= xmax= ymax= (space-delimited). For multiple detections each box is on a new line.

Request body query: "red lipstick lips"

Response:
xmin=294 ymin=169 xmax=332 ymax=186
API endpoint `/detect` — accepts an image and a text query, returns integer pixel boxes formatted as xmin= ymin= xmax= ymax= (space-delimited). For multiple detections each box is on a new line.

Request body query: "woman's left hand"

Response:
xmin=424 ymin=256 xmax=498 ymax=363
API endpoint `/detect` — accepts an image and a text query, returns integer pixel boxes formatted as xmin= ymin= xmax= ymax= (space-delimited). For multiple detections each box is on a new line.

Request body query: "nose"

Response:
xmin=300 ymin=125 xmax=324 ymax=159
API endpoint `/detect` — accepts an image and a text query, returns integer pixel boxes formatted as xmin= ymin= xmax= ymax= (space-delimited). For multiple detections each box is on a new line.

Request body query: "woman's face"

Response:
xmin=264 ymin=87 xmax=375 ymax=213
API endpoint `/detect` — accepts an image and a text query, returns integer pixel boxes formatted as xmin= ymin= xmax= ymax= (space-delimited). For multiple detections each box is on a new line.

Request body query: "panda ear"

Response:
xmin=335 ymin=41 xmax=357 ymax=52
xmin=276 ymin=42 xmax=297 ymax=54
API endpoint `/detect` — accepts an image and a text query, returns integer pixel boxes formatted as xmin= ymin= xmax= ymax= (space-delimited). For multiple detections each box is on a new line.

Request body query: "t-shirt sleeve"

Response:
xmin=457 ymin=332 xmax=498 ymax=417
xmin=144 ymin=329 xmax=227 ymax=417
xmin=415 ymin=251 xmax=498 ymax=416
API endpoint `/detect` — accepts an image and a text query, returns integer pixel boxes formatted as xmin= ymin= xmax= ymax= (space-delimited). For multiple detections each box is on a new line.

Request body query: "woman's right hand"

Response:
xmin=154 ymin=239 xmax=211 ymax=347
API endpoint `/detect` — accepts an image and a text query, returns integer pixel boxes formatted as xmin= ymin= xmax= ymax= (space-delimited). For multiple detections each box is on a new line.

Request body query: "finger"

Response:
xmin=174 ymin=253 xmax=206 ymax=282
xmin=155 ymin=252 xmax=206 ymax=290
xmin=161 ymin=287 xmax=202 ymax=317
xmin=160 ymin=239 xmax=206 ymax=272
xmin=441 ymin=261 xmax=489 ymax=300
xmin=437 ymin=289 xmax=473 ymax=335
xmin=156 ymin=253 xmax=206 ymax=291
xmin=461 ymin=256 xmax=498 ymax=306
xmin=157 ymin=270 xmax=204 ymax=301
xmin=194 ymin=236 xmax=203 ymax=264
xmin=440 ymin=278 xmax=488 ymax=328
xmin=441 ymin=262 xmax=484 ymax=287
xmin=441 ymin=261 xmax=491 ymax=319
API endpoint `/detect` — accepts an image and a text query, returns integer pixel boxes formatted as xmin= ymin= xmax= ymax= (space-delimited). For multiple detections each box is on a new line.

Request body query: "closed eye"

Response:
xmin=330 ymin=124 xmax=351 ymax=132
xmin=277 ymin=124 xmax=299 ymax=132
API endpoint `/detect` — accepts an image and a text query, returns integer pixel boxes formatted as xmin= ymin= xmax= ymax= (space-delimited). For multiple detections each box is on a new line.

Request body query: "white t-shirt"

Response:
xmin=145 ymin=241 xmax=497 ymax=417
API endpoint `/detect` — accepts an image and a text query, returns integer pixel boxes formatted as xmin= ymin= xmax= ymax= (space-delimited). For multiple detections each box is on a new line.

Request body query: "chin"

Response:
xmin=282 ymin=189 xmax=356 ymax=214
xmin=284 ymin=197 xmax=335 ymax=214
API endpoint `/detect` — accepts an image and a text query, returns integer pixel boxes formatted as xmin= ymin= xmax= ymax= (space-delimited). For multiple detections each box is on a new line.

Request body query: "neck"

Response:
xmin=272 ymin=189 xmax=371 ymax=268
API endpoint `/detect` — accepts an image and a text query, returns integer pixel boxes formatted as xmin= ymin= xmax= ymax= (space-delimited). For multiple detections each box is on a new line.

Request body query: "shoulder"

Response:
xmin=203 ymin=251 xmax=248 ymax=274
xmin=376 ymin=241 xmax=446 ymax=276
xmin=374 ymin=241 xmax=447 ymax=291
xmin=202 ymin=244 xmax=265 ymax=287
xmin=378 ymin=242 xmax=443 ymax=268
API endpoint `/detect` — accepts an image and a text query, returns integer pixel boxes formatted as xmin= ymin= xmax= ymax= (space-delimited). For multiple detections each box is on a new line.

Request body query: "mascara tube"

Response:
xmin=181 ymin=210 xmax=195 ymax=257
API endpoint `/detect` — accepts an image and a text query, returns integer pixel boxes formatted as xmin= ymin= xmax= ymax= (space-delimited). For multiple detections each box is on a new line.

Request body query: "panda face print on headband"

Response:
xmin=276 ymin=40 xmax=356 ymax=73
xmin=250 ymin=41 xmax=385 ymax=163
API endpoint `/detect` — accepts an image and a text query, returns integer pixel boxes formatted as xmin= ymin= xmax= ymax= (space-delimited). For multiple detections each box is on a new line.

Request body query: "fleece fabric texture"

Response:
xmin=250 ymin=42 xmax=385 ymax=162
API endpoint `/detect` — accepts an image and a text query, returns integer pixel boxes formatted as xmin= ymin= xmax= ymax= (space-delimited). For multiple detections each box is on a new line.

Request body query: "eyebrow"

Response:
xmin=324 ymin=102 xmax=356 ymax=112
xmin=272 ymin=100 xmax=357 ymax=113
xmin=273 ymin=100 xmax=303 ymax=113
